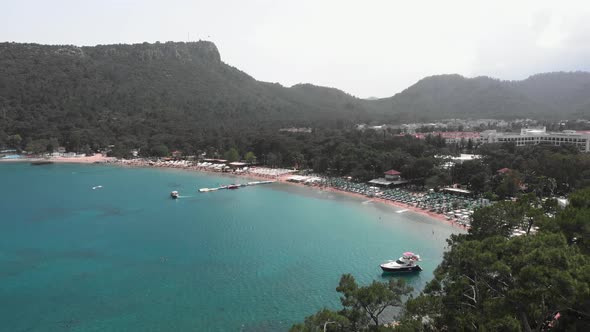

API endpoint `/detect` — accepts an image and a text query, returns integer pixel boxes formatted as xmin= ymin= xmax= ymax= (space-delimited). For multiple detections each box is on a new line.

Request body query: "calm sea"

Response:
xmin=0 ymin=163 xmax=461 ymax=331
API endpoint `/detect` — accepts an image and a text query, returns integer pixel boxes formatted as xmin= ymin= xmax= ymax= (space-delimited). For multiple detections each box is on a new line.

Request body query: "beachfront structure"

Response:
xmin=481 ymin=128 xmax=590 ymax=152
xmin=452 ymin=154 xmax=481 ymax=163
xmin=228 ymin=162 xmax=248 ymax=167
xmin=406 ymin=128 xmax=590 ymax=152
xmin=279 ymin=127 xmax=312 ymax=133
xmin=441 ymin=187 xmax=473 ymax=196
xmin=437 ymin=154 xmax=482 ymax=169
xmin=286 ymin=175 xmax=322 ymax=184
xmin=202 ymin=158 xmax=228 ymax=164
xmin=368 ymin=170 xmax=408 ymax=187
xmin=410 ymin=131 xmax=483 ymax=145
xmin=384 ymin=169 xmax=401 ymax=181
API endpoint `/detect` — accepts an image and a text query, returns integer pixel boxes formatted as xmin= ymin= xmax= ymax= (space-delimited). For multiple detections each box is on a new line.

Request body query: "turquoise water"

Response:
xmin=0 ymin=163 xmax=461 ymax=331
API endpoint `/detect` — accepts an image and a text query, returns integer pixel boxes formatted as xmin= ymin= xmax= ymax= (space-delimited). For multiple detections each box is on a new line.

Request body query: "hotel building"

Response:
xmin=482 ymin=127 xmax=590 ymax=152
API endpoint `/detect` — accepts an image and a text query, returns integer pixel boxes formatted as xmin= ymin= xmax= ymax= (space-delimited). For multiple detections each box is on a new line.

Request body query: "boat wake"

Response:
xmin=92 ymin=185 xmax=103 ymax=190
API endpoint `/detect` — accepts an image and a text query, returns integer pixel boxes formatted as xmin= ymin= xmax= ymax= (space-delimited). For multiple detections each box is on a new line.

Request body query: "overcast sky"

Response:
xmin=2 ymin=0 xmax=590 ymax=98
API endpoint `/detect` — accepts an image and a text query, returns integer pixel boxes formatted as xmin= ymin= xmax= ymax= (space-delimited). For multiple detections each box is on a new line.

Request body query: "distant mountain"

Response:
xmin=0 ymin=41 xmax=589 ymax=149
xmin=370 ymin=72 xmax=590 ymax=122
xmin=510 ymin=72 xmax=590 ymax=118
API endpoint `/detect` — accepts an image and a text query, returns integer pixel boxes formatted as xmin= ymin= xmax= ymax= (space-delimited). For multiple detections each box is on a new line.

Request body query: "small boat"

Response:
xmin=170 ymin=191 xmax=179 ymax=199
xmin=31 ymin=161 xmax=54 ymax=166
xmin=227 ymin=184 xmax=240 ymax=190
xmin=380 ymin=252 xmax=422 ymax=273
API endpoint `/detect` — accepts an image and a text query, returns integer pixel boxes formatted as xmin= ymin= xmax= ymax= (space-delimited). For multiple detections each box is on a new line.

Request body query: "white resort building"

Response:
xmin=482 ymin=127 xmax=590 ymax=152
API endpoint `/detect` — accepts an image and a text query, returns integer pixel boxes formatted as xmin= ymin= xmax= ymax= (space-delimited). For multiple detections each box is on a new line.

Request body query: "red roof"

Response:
xmin=408 ymin=132 xmax=481 ymax=140
xmin=384 ymin=169 xmax=401 ymax=175
xmin=497 ymin=168 xmax=511 ymax=174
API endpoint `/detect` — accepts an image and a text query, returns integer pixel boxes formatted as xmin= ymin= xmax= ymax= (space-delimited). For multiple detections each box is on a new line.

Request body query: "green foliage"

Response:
xmin=292 ymin=274 xmax=413 ymax=331
xmin=424 ymin=171 xmax=451 ymax=190
xmin=554 ymin=187 xmax=590 ymax=254
xmin=469 ymin=201 xmax=524 ymax=238
xmin=2 ymin=42 xmax=590 ymax=160
xmin=6 ymin=134 xmax=22 ymax=149
xmin=24 ymin=138 xmax=58 ymax=154
xmin=395 ymin=189 xmax=590 ymax=331
xmin=223 ymin=147 xmax=240 ymax=162
xmin=0 ymin=41 xmax=377 ymax=153
xmin=291 ymin=152 xmax=306 ymax=169
xmin=289 ymin=308 xmax=349 ymax=332
xmin=244 ymin=151 xmax=256 ymax=164
xmin=381 ymin=73 xmax=590 ymax=121
xmin=480 ymin=144 xmax=590 ymax=194
xmin=299 ymin=191 xmax=590 ymax=331
xmin=451 ymin=160 xmax=488 ymax=185
xmin=495 ymin=171 xmax=521 ymax=198
xmin=150 ymin=144 xmax=169 ymax=157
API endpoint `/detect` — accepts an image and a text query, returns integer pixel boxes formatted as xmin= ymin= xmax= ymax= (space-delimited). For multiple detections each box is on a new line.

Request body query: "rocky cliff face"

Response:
xmin=0 ymin=41 xmax=221 ymax=63
xmin=87 ymin=41 xmax=221 ymax=63
xmin=0 ymin=40 xmax=588 ymax=135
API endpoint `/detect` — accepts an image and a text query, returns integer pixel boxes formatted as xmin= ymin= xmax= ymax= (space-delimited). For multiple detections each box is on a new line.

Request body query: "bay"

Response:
xmin=0 ymin=163 xmax=461 ymax=331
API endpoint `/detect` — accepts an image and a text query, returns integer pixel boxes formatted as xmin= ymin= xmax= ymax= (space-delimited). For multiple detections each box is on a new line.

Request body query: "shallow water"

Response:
xmin=0 ymin=163 xmax=462 ymax=331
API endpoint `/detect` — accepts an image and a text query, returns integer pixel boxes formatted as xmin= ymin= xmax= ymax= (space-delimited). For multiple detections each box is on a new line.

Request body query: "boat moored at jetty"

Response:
xmin=170 ymin=191 xmax=179 ymax=199
xmin=199 ymin=181 xmax=274 ymax=193
xmin=380 ymin=252 xmax=422 ymax=272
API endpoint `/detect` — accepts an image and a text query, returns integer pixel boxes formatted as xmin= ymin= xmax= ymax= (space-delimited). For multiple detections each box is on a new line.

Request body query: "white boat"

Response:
xmin=170 ymin=191 xmax=179 ymax=199
xmin=380 ymin=252 xmax=422 ymax=272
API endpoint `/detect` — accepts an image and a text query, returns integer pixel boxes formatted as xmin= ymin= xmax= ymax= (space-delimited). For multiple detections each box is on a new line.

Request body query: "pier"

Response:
xmin=199 ymin=180 xmax=275 ymax=192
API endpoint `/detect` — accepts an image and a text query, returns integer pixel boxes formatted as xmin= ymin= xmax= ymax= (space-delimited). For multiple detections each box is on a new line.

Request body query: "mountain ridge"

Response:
xmin=1 ymin=41 xmax=589 ymax=150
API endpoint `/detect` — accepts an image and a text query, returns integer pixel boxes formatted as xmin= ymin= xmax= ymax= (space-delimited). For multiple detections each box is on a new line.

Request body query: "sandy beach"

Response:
xmin=0 ymin=156 xmax=469 ymax=230
xmin=114 ymin=159 xmax=469 ymax=230
xmin=0 ymin=153 xmax=115 ymax=164
xmin=274 ymin=175 xmax=466 ymax=230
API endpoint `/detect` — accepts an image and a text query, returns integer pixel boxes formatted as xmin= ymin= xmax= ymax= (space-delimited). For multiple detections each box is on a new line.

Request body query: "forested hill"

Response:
xmin=1 ymin=41 xmax=590 ymax=151
xmin=0 ymin=41 xmax=369 ymax=140
xmin=370 ymin=72 xmax=590 ymax=122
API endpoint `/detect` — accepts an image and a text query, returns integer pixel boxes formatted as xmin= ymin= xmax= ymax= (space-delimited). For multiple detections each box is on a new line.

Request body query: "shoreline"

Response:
xmin=114 ymin=160 xmax=469 ymax=231
xmin=1 ymin=157 xmax=469 ymax=230
xmin=0 ymin=154 xmax=115 ymax=164
xmin=281 ymin=180 xmax=465 ymax=230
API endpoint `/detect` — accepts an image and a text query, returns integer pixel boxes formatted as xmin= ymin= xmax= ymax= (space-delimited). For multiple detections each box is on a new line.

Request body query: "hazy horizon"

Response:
xmin=2 ymin=0 xmax=590 ymax=98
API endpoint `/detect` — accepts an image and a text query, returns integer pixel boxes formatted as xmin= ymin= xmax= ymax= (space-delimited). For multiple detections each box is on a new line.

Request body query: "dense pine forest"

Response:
xmin=1 ymin=41 xmax=590 ymax=156
xmin=2 ymin=40 xmax=590 ymax=331
xmin=291 ymin=188 xmax=590 ymax=331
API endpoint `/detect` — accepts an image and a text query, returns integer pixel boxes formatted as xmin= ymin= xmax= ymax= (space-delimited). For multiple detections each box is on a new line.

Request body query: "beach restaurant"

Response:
xmin=441 ymin=187 xmax=473 ymax=196
xmin=286 ymin=175 xmax=322 ymax=184
xmin=368 ymin=169 xmax=408 ymax=188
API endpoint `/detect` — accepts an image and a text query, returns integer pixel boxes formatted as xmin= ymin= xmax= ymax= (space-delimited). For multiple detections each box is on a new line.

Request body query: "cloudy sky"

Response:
xmin=2 ymin=0 xmax=590 ymax=97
